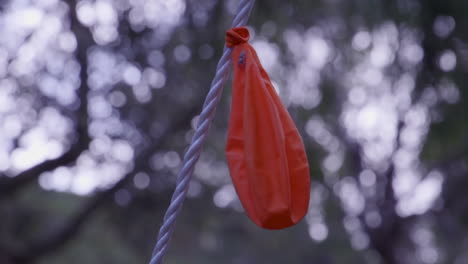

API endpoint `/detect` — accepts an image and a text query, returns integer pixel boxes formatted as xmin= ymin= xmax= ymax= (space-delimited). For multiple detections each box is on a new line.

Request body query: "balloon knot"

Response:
xmin=226 ymin=27 xmax=250 ymax=47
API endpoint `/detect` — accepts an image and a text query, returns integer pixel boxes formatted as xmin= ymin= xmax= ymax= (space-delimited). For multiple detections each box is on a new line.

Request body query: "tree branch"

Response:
xmin=0 ymin=145 xmax=86 ymax=198
xmin=0 ymin=0 xmax=92 ymax=199
xmin=12 ymin=173 xmax=127 ymax=263
xmin=9 ymin=100 xmax=198 ymax=262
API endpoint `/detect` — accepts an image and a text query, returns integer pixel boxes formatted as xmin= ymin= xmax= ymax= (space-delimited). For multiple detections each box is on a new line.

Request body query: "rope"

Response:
xmin=148 ymin=1 xmax=255 ymax=263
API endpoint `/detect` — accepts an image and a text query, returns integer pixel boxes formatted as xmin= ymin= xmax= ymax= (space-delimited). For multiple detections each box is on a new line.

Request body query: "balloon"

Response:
xmin=225 ymin=27 xmax=311 ymax=230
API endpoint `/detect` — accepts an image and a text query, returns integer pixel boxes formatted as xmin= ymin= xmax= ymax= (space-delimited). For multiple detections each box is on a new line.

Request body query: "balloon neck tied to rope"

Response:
xmin=225 ymin=27 xmax=311 ymax=230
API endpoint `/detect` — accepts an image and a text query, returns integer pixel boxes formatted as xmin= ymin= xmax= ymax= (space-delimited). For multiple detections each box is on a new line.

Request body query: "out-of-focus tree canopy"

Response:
xmin=0 ymin=0 xmax=467 ymax=263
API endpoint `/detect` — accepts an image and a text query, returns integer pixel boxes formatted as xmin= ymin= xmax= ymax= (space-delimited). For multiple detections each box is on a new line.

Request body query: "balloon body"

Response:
xmin=225 ymin=27 xmax=311 ymax=230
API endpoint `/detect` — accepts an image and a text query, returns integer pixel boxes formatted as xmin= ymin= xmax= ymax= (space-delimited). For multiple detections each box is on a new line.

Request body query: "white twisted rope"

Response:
xmin=149 ymin=1 xmax=255 ymax=263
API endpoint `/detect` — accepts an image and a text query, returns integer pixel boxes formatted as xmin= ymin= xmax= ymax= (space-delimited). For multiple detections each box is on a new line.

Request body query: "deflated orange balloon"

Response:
xmin=225 ymin=27 xmax=310 ymax=230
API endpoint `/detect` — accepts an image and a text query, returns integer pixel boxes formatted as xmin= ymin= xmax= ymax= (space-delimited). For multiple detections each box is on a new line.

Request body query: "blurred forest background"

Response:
xmin=0 ymin=0 xmax=467 ymax=263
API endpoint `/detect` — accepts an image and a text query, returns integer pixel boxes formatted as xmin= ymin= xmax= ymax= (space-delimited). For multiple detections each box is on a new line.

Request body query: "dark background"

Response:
xmin=1 ymin=0 xmax=467 ymax=263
